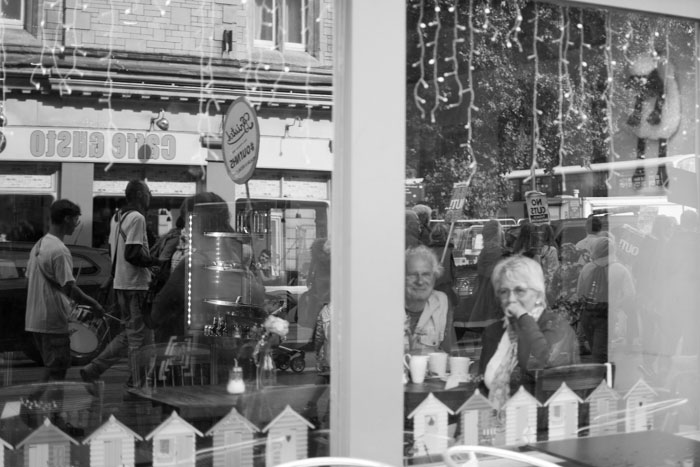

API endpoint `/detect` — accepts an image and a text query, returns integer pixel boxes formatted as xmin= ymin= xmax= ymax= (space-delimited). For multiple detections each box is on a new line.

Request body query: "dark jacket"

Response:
xmin=479 ymin=309 xmax=580 ymax=392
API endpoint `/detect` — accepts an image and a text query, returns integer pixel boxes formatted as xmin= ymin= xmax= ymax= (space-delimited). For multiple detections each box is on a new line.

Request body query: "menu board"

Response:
xmin=246 ymin=179 xmax=282 ymax=198
xmin=283 ymin=179 xmax=329 ymax=200
xmin=0 ymin=174 xmax=55 ymax=191
xmin=93 ymin=180 xmax=196 ymax=196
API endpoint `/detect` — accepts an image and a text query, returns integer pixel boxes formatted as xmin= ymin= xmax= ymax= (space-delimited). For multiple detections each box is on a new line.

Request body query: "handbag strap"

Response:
xmin=34 ymin=236 xmax=65 ymax=292
xmin=111 ymin=209 xmax=136 ymax=277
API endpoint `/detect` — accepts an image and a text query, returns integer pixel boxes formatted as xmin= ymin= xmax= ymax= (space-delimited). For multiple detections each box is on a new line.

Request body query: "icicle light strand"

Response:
xmin=556 ymin=6 xmax=569 ymax=192
xmin=412 ymin=0 xmax=428 ymax=119
xmin=604 ymin=11 xmax=620 ymax=162
xmin=429 ymin=4 xmax=442 ymax=123
xmin=529 ymin=3 xmax=541 ymax=190
xmin=103 ymin=0 xmax=119 ymax=173
xmin=445 ymin=0 xmax=466 ymax=110
xmin=459 ymin=0 xmax=477 ymax=187
xmin=507 ymin=0 xmax=523 ymax=52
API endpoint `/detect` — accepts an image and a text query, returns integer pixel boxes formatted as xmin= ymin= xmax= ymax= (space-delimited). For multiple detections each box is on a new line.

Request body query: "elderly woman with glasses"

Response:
xmin=404 ymin=245 xmax=456 ymax=355
xmin=479 ymin=255 xmax=579 ymax=409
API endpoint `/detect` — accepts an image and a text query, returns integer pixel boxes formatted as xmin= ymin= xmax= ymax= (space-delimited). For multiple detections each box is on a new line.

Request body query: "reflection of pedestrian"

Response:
xmin=413 ymin=204 xmax=433 ymax=245
xmin=539 ymin=224 xmax=559 ymax=304
xmin=81 ymin=180 xmax=163 ymax=388
xmin=428 ymin=223 xmax=459 ymax=307
xmin=575 ymin=216 xmax=604 ymax=262
xmin=469 ymin=220 xmax=505 ymax=327
xmin=256 ymin=249 xmax=279 ymax=284
xmin=314 ymin=303 xmax=331 ymax=383
xmin=26 ymin=200 xmax=105 ymax=381
xmin=405 ymin=210 xmax=422 ymax=248
xmin=577 ymin=237 xmax=634 ymax=363
xmin=296 ymin=238 xmax=331 ymax=332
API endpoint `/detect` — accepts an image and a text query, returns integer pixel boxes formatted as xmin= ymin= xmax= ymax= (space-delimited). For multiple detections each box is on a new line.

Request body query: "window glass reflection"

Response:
xmin=405 ymin=0 xmax=699 ymax=464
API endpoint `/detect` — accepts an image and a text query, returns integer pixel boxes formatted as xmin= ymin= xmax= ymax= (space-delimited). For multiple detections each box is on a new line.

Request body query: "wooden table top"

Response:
xmin=128 ymin=383 xmax=329 ymax=426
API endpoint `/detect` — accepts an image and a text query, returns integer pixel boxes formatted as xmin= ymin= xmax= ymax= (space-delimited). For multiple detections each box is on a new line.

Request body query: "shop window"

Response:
xmin=253 ymin=0 xmax=311 ymax=52
xmin=404 ymin=0 xmax=699 ymax=464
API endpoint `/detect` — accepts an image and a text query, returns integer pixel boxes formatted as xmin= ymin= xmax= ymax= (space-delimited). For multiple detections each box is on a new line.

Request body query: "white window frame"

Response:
xmin=333 ymin=0 xmax=700 ymax=464
xmin=252 ymin=0 xmax=307 ymax=51
xmin=0 ymin=0 xmax=25 ymax=29
xmin=282 ymin=0 xmax=307 ymax=51
xmin=253 ymin=0 xmax=277 ymax=49
xmin=156 ymin=437 xmax=174 ymax=462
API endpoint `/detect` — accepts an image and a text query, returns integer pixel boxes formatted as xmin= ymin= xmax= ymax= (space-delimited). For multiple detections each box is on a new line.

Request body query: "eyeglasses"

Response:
xmin=406 ymin=272 xmax=434 ymax=281
xmin=497 ymin=286 xmax=535 ymax=300
xmin=70 ymin=216 xmax=81 ymax=227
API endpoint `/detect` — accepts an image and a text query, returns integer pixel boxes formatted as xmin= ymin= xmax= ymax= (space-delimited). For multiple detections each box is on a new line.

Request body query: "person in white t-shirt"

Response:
xmin=81 ymin=180 xmax=163 ymax=389
xmin=575 ymin=215 xmax=604 ymax=261
xmin=26 ymin=199 xmax=105 ymax=381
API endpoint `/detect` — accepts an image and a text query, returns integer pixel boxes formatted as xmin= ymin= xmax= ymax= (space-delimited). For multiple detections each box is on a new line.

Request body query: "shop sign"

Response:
xmin=222 ymin=97 xmax=260 ymax=184
xmin=0 ymin=127 xmax=205 ymax=165
xmin=525 ymin=191 xmax=550 ymax=224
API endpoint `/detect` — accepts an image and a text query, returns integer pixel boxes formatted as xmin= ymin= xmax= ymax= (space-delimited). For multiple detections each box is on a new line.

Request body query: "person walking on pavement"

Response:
xmin=81 ymin=180 xmax=163 ymax=389
xmin=26 ymin=199 xmax=105 ymax=381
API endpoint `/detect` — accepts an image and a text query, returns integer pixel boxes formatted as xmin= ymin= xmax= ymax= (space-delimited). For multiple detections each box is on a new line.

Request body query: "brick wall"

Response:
xmin=40 ymin=0 xmax=334 ymax=67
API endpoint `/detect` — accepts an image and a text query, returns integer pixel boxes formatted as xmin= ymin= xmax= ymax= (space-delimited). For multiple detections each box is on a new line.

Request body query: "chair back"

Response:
xmin=444 ymin=445 xmax=562 ymax=467
xmin=132 ymin=341 xmax=215 ymax=389
xmin=533 ymin=363 xmax=611 ymax=402
xmin=272 ymin=457 xmax=396 ymax=467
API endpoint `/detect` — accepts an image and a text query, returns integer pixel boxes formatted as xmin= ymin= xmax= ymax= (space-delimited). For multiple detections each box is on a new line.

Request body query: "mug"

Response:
xmin=404 ymin=354 xmax=429 ymax=383
xmin=428 ymin=352 xmax=448 ymax=377
xmin=449 ymin=356 xmax=473 ymax=381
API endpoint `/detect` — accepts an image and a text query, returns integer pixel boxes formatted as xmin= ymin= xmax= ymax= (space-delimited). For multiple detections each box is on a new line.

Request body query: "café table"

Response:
xmin=128 ymin=382 xmax=329 ymax=428
xmin=527 ymin=430 xmax=700 ymax=467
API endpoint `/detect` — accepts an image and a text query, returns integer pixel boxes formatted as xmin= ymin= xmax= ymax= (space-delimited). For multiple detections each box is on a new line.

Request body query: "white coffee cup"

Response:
xmin=404 ymin=354 xmax=429 ymax=383
xmin=449 ymin=356 xmax=472 ymax=381
xmin=428 ymin=352 xmax=448 ymax=377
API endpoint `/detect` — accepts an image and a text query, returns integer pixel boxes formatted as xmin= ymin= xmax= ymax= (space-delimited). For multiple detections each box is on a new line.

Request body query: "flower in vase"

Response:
xmin=264 ymin=315 xmax=289 ymax=338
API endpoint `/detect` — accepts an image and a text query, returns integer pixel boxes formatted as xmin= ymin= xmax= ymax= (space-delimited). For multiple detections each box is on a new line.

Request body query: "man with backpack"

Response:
xmin=80 ymin=180 xmax=164 ymax=390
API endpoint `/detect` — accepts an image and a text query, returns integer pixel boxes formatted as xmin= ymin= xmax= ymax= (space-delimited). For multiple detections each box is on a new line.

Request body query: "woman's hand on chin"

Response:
xmin=504 ymin=303 xmax=528 ymax=320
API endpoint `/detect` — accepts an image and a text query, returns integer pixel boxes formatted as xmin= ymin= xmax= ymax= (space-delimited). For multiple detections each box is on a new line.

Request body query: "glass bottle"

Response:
xmin=256 ymin=342 xmax=277 ymax=389
xmin=226 ymin=365 xmax=245 ymax=394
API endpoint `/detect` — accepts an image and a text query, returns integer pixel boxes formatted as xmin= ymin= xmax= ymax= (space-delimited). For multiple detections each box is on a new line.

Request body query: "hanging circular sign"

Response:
xmin=222 ymin=97 xmax=260 ymax=184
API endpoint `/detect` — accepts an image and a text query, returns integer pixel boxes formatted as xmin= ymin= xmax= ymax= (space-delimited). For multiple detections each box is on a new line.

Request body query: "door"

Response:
xmin=280 ymin=430 xmax=297 ymax=463
xmin=223 ymin=430 xmax=242 ymax=467
xmin=28 ymin=443 xmax=49 ymax=467
xmin=104 ymin=438 xmax=122 ymax=467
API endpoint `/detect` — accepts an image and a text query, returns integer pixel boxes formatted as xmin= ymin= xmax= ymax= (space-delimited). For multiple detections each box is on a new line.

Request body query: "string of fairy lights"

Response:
xmin=198 ymin=0 xmax=220 ymax=139
xmin=409 ymin=0 xmax=693 ymax=196
xmin=554 ymin=5 xmax=571 ymax=192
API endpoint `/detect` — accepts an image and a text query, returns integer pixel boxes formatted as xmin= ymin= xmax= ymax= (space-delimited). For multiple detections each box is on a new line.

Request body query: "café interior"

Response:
xmin=0 ymin=0 xmax=699 ymax=466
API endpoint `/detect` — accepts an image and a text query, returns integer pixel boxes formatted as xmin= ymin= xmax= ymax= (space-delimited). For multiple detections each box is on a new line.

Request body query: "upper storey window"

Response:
xmin=1 ymin=0 xmax=25 ymax=29
xmin=254 ymin=0 xmax=308 ymax=52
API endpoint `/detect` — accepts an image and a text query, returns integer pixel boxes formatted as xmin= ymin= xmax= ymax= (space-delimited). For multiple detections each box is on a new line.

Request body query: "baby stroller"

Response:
xmin=272 ymin=345 xmax=306 ymax=373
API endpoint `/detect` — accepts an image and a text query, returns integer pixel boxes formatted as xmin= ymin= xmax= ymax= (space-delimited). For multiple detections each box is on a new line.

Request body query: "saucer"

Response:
xmin=439 ymin=373 xmax=471 ymax=383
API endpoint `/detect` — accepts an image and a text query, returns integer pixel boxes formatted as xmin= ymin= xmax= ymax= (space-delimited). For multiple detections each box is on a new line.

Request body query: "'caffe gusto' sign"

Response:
xmin=222 ymin=97 xmax=260 ymax=184
xmin=29 ymin=129 xmax=176 ymax=160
